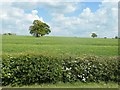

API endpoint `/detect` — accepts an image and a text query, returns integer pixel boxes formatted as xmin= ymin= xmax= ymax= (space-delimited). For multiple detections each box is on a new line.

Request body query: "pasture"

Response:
xmin=2 ymin=35 xmax=118 ymax=57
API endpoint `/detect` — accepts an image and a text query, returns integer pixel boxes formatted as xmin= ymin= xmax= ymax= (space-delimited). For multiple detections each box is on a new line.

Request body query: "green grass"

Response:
xmin=2 ymin=35 xmax=118 ymax=57
xmin=2 ymin=82 xmax=118 ymax=88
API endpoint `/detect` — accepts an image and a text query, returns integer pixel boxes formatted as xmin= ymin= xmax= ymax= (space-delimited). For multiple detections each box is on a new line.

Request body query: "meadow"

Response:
xmin=1 ymin=35 xmax=119 ymax=87
xmin=2 ymin=35 xmax=118 ymax=57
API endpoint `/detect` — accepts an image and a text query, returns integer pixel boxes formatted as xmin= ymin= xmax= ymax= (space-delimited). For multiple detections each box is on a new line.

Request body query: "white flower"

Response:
xmin=66 ymin=67 xmax=70 ymax=71
xmin=8 ymin=73 xmax=11 ymax=75
xmin=82 ymin=77 xmax=86 ymax=82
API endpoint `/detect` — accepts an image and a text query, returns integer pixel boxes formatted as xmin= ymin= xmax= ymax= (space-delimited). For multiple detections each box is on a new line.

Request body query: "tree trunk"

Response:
xmin=41 ymin=34 xmax=44 ymax=36
xmin=36 ymin=33 xmax=39 ymax=37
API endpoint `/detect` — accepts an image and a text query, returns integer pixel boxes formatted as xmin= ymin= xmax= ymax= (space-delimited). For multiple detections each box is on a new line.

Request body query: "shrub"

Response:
xmin=2 ymin=54 xmax=119 ymax=86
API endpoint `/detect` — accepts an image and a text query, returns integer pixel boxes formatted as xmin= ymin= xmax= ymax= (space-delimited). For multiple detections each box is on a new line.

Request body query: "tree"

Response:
xmin=104 ymin=37 xmax=107 ymax=39
xmin=91 ymin=33 xmax=97 ymax=38
xmin=115 ymin=36 xmax=118 ymax=39
xmin=29 ymin=20 xmax=51 ymax=37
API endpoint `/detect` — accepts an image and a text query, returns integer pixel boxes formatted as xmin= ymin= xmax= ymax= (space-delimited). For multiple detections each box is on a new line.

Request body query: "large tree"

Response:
xmin=29 ymin=20 xmax=51 ymax=37
xmin=91 ymin=33 xmax=97 ymax=38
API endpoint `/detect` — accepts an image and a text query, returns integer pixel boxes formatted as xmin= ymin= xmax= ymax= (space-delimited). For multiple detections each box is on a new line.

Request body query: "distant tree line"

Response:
xmin=91 ymin=32 xmax=119 ymax=39
xmin=3 ymin=33 xmax=16 ymax=35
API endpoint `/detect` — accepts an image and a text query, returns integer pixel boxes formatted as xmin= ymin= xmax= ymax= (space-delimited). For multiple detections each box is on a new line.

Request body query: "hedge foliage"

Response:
xmin=2 ymin=54 xmax=119 ymax=86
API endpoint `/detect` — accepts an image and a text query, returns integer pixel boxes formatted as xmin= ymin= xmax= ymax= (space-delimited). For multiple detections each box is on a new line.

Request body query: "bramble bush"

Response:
xmin=2 ymin=54 xmax=119 ymax=86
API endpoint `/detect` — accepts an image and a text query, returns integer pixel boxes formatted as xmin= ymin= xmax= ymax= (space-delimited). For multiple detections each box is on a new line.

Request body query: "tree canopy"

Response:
xmin=29 ymin=20 xmax=51 ymax=37
xmin=91 ymin=33 xmax=97 ymax=38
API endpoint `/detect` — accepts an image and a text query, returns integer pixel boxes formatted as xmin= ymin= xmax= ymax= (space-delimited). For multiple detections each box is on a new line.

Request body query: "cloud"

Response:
xmin=48 ymin=2 xmax=118 ymax=37
xmin=102 ymin=0 xmax=119 ymax=2
xmin=1 ymin=2 xmax=44 ymax=35
xmin=1 ymin=1 xmax=78 ymax=35
xmin=11 ymin=1 xmax=78 ymax=14
xmin=1 ymin=1 xmax=118 ymax=37
xmin=1 ymin=0 xmax=119 ymax=2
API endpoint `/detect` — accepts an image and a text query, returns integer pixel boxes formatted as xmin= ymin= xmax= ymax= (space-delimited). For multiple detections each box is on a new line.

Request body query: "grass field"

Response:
xmin=2 ymin=35 xmax=118 ymax=57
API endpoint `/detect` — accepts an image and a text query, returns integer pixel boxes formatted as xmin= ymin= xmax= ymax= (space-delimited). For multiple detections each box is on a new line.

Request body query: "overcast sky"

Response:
xmin=0 ymin=0 xmax=118 ymax=37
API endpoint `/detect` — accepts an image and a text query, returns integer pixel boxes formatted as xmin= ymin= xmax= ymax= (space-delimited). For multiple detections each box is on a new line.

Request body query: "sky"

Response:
xmin=0 ymin=0 xmax=118 ymax=38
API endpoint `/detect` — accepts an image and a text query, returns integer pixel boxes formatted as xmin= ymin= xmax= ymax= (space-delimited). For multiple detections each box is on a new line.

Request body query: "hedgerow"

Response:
xmin=2 ymin=54 xmax=119 ymax=86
